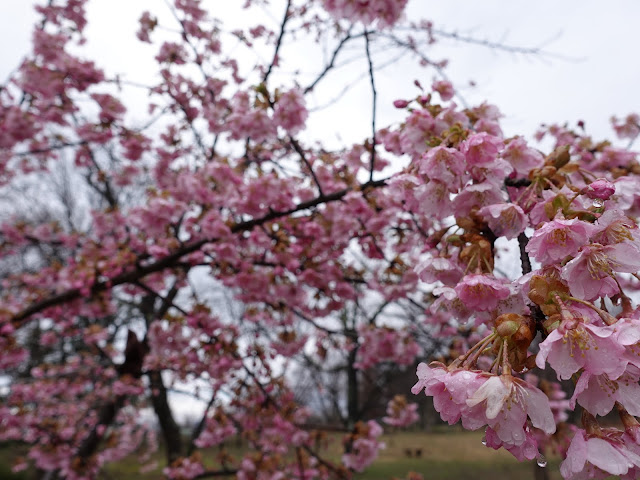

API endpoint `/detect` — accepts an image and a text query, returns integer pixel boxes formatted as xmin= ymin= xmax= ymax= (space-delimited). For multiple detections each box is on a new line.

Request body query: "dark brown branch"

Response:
xmin=188 ymin=394 xmax=216 ymax=456
xmin=364 ymin=31 xmax=377 ymax=183
xmin=148 ymin=370 xmax=184 ymax=463
xmin=10 ymin=178 xmax=388 ymax=328
xmin=73 ymin=331 xmax=148 ymax=467
xmin=288 ymin=136 xmax=324 ymax=196
xmin=7 ymin=140 xmax=89 ymax=157
xmin=505 ymin=177 xmax=532 ymax=188
xmin=139 ymin=282 xmax=183 ymax=464
xmin=263 ymin=0 xmax=292 ymax=85
xmin=74 ymin=396 xmax=125 ymax=462
xmin=517 ymin=232 xmax=532 ymax=275
xmin=194 ymin=469 xmax=238 ymax=479
xmin=304 ymin=28 xmax=356 ymax=94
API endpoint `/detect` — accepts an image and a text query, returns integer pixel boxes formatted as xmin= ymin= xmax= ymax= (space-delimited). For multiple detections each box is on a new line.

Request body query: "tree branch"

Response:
xmin=304 ymin=28 xmax=356 ymax=94
xmin=10 ymin=178 xmax=388 ymax=328
xmin=263 ymin=0 xmax=292 ymax=85
xmin=364 ymin=31 xmax=377 ymax=182
xmin=517 ymin=231 xmax=532 ymax=275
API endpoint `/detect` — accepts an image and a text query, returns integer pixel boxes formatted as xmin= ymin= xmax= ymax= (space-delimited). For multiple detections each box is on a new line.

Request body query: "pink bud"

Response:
xmin=0 ymin=323 xmax=14 ymax=335
xmin=393 ymin=99 xmax=409 ymax=108
xmin=583 ymin=178 xmax=615 ymax=200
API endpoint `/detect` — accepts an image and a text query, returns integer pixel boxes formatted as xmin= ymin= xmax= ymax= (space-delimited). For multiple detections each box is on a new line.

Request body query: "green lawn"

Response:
xmin=355 ymin=430 xmax=563 ymax=480
xmin=1 ymin=430 xmax=567 ymax=480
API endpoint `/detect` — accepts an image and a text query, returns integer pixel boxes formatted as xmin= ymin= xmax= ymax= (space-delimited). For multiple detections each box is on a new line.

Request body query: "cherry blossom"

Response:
xmin=526 ymin=218 xmax=596 ymax=266
xmin=466 ymin=374 xmax=555 ymax=446
xmin=536 ymin=321 xmax=626 ymax=380
xmin=4 ymin=1 xmax=640 ymax=478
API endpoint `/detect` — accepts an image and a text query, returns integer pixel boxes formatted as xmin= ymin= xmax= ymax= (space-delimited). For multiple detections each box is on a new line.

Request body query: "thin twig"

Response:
xmin=364 ymin=31 xmax=377 ymax=182
xmin=263 ymin=0 xmax=292 ymax=85
xmin=304 ymin=28 xmax=357 ymax=94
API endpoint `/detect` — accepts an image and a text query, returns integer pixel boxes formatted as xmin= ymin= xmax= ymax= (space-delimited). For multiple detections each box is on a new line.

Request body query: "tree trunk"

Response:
xmin=346 ymin=345 xmax=359 ymax=428
xmin=148 ymin=370 xmax=184 ymax=464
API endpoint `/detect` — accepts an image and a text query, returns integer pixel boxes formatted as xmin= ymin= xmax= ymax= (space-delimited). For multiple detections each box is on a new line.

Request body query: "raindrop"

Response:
xmin=536 ymin=454 xmax=547 ymax=468
xmin=593 ymin=198 xmax=605 ymax=208
xmin=481 ymin=436 xmax=487 ymax=446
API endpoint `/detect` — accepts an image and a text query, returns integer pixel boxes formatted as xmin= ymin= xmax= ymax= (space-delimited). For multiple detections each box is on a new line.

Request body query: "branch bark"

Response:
xmin=10 ymin=178 xmax=388 ymax=328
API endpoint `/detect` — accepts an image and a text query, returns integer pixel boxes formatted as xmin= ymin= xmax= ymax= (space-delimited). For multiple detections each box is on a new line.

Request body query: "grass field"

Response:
xmin=0 ymin=430 xmax=566 ymax=480
xmin=354 ymin=430 xmax=562 ymax=480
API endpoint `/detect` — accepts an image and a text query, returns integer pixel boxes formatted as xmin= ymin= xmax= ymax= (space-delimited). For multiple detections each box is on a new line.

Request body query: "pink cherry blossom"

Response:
xmin=467 ymin=375 xmax=555 ymax=446
xmin=611 ymin=113 xmax=640 ymax=140
xmin=592 ymin=209 xmax=638 ymax=245
xmin=560 ymin=428 xmax=640 ymax=480
xmin=526 ymin=218 xmax=596 ymax=266
xmin=418 ymin=145 xmax=467 ymax=191
xmin=322 ymin=0 xmax=408 ymax=27
xmin=341 ymin=421 xmax=385 ymax=472
xmin=570 ymin=367 xmax=640 ymax=417
xmin=478 ymin=203 xmax=528 ymax=239
xmin=536 ymin=321 xmax=626 ymax=380
xmin=460 ymin=132 xmax=504 ymax=166
xmin=412 ymin=364 xmax=489 ymax=430
xmin=454 ymin=274 xmax=511 ymax=311
xmin=273 ymin=88 xmax=308 ymax=134
xmin=452 ymin=182 xmax=504 ymax=216
xmin=415 ymin=255 xmax=464 ymax=286
xmin=414 ymin=180 xmax=454 ymax=220
xmin=432 ymin=80 xmax=455 ymax=101
xmin=501 ymin=137 xmax=544 ymax=176
xmin=484 ymin=426 xmax=540 ymax=462
xmin=382 ymin=396 xmax=419 ymax=428
xmin=561 ymin=243 xmax=640 ymax=300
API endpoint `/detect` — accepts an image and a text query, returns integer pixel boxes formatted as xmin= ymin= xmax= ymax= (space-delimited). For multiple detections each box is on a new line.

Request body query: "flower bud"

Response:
xmin=393 ymin=99 xmax=409 ymax=109
xmin=582 ymin=178 xmax=615 ymax=200
xmin=495 ymin=313 xmax=525 ymax=338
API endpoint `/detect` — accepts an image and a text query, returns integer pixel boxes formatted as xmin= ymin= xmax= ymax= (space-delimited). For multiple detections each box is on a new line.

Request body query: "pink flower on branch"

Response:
xmin=432 ymin=80 xmax=455 ymax=101
xmin=478 ymin=203 xmax=528 ymax=240
xmin=342 ymin=421 xmax=385 ymax=472
xmin=417 ymin=145 xmax=467 ymax=191
xmin=466 ymin=375 xmax=556 ymax=446
xmin=454 ymin=274 xmax=511 ymax=311
xmin=560 ymin=428 xmax=640 ymax=480
xmin=570 ymin=368 xmax=640 ymax=418
xmin=382 ymin=395 xmax=419 ymax=428
xmin=526 ymin=218 xmax=596 ymax=266
xmin=561 ymin=242 xmax=640 ymax=301
xmin=536 ymin=321 xmax=626 ymax=381
xmin=322 ymin=0 xmax=409 ymax=27
xmin=411 ymin=363 xmax=485 ymax=428
xmin=460 ymin=132 xmax=504 ymax=166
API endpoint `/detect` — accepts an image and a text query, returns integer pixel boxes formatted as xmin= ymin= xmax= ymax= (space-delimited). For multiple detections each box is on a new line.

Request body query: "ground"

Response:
xmin=0 ymin=429 xmax=568 ymax=479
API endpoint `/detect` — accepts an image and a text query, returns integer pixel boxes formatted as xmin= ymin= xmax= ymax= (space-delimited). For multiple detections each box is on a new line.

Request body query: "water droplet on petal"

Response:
xmin=481 ymin=436 xmax=487 ymax=446
xmin=593 ymin=198 xmax=604 ymax=208
xmin=536 ymin=454 xmax=547 ymax=468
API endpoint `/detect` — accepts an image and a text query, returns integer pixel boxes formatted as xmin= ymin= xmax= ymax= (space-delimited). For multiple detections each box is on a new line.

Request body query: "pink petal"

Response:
xmin=523 ymin=385 xmax=556 ymax=434
xmin=560 ymin=430 xmax=587 ymax=477
xmin=586 ymin=438 xmax=629 ymax=475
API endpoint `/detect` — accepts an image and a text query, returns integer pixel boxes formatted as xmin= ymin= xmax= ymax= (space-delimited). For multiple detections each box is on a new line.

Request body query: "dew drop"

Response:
xmin=536 ymin=454 xmax=547 ymax=468
xmin=481 ymin=436 xmax=487 ymax=446
xmin=593 ymin=198 xmax=605 ymax=208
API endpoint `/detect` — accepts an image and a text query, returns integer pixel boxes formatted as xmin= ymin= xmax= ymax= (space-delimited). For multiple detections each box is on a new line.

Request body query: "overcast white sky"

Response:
xmin=2 ymin=1 xmax=639 ymax=148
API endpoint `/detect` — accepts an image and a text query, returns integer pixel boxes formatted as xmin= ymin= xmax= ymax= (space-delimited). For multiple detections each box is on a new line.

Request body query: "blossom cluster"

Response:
xmin=395 ymin=82 xmax=640 ymax=477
